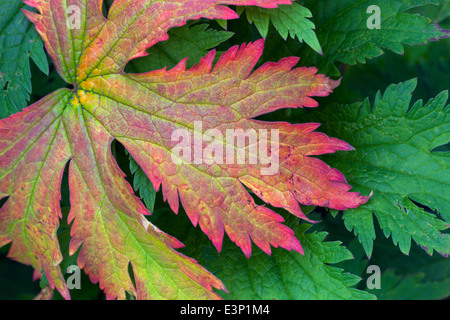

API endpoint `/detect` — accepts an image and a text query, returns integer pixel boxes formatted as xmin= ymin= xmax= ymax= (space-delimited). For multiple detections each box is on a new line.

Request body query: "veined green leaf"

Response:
xmin=301 ymin=0 xmax=448 ymax=75
xmin=0 ymin=0 xmax=48 ymax=118
xmin=302 ymin=79 xmax=450 ymax=257
xmin=204 ymin=217 xmax=375 ymax=300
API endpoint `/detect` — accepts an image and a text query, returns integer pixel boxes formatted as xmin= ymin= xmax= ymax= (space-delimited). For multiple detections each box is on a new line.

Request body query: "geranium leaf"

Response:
xmin=0 ymin=0 xmax=48 ymax=118
xmin=237 ymin=2 xmax=322 ymax=54
xmin=302 ymin=79 xmax=450 ymax=258
xmin=0 ymin=0 xmax=370 ymax=299
xmin=203 ymin=217 xmax=376 ymax=300
xmin=366 ymin=269 xmax=450 ymax=300
xmin=0 ymin=88 xmax=225 ymax=300
xmin=301 ymin=0 xmax=449 ymax=75
xmin=127 ymin=23 xmax=234 ymax=72
xmin=78 ymin=39 xmax=369 ymax=258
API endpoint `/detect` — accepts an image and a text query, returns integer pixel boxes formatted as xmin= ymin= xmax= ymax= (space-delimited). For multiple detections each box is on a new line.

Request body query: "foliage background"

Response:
xmin=0 ymin=0 xmax=449 ymax=300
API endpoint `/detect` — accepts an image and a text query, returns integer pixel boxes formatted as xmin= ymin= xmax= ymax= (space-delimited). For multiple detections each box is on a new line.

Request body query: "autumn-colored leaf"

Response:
xmin=0 ymin=0 xmax=370 ymax=299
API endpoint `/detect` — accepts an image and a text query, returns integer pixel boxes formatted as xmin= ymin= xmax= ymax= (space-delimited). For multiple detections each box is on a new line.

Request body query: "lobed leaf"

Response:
xmin=302 ymin=79 xmax=450 ymax=257
xmin=204 ymin=217 xmax=375 ymax=300
xmin=0 ymin=0 xmax=370 ymax=299
xmin=127 ymin=23 xmax=234 ymax=73
xmin=0 ymin=0 xmax=48 ymax=119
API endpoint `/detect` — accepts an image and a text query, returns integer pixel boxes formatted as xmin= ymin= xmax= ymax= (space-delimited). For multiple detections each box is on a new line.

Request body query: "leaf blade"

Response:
xmin=0 ymin=0 xmax=49 ymax=118
xmin=301 ymin=0 xmax=448 ymax=74
xmin=0 ymin=89 xmax=72 ymax=299
xmin=204 ymin=218 xmax=375 ymax=300
xmin=302 ymin=79 xmax=450 ymax=257
xmin=78 ymin=40 xmax=369 ymax=258
xmin=0 ymin=0 xmax=373 ymax=299
xmin=240 ymin=3 xmax=322 ymax=54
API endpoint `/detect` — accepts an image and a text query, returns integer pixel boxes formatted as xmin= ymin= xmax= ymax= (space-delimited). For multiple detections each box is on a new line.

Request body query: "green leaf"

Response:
xmin=325 ymin=39 xmax=450 ymax=106
xmin=203 ymin=216 xmax=375 ymax=300
xmin=237 ymin=3 xmax=322 ymax=53
xmin=333 ymin=232 xmax=450 ymax=300
xmin=367 ymin=269 xmax=450 ymax=299
xmin=0 ymin=0 xmax=48 ymax=119
xmin=126 ymin=23 xmax=234 ymax=72
xmin=3 ymin=0 xmax=365 ymax=300
xmin=125 ymin=23 xmax=232 ymax=213
xmin=302 ymin=79 xmax=450 ymax=257
xmin=129 ymin=156 xmax=156 ymax=213
xmin=301 ymin=0 xmax=448 ymax=75
xmin=215 ymin=19 xmax=228 ymax=30
xmin=370 ymin=232 xmax=450 ymax=285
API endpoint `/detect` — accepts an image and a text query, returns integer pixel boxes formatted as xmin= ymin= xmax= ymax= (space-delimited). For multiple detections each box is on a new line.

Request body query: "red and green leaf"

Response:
xmin=0 ymin=0 xmax=370 ymax=299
